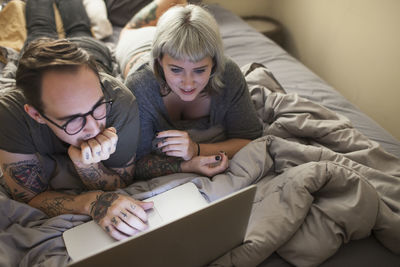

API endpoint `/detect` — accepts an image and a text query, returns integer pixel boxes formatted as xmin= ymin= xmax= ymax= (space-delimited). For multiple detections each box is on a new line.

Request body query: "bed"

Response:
xmin=0 ymin=2 xmax=399 ymax=267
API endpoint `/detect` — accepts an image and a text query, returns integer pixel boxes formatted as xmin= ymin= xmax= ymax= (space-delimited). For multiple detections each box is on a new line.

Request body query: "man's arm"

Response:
xmin=0 ymin=148 xmax=97 ymax=214
xmin=72 ymin=158 xmax=135 ymax=190
xmin=68 ymin=127 xmax=136 ymax=190
xmin=0 ymin=149 xmax=152 ymax=241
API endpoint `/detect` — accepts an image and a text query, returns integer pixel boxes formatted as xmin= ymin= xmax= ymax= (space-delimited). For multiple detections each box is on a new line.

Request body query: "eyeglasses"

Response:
xmin=40 ymin=99 xmax=113 ymax=135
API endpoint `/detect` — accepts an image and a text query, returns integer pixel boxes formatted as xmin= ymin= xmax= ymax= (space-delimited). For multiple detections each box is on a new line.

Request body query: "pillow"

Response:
xmin=83 ymin=0 xmax=113 ymax=39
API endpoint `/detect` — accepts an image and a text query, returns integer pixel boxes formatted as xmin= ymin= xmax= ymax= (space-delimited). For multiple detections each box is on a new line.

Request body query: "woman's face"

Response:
xmin=159 ymin=54 xmax=213 ymax=102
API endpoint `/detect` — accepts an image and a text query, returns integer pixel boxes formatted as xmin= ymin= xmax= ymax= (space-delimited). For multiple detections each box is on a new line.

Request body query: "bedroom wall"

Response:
xmin=204 ymin=0 xmax=400 ymax=141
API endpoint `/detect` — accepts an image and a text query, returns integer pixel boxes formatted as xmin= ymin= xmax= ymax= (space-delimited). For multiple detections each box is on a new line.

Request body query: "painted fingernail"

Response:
xmin=108 ymin=147 xmax=111 ymax=152
xmin=155 ymin=132 xmax=159 ymax=137
xmin=215 ymin=155 xmax=221 ymax=161
xmin=96 ymin=151 xmax=101 ymax=156
xmin=105 ymin=226 xmax=110 ymax=232
xmin=85 ymin=153 xmax=90 ymax=160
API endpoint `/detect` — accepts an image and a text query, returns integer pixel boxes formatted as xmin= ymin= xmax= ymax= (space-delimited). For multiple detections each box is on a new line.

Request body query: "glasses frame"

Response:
xmin=39 ymin=96 xmax=113 ymax=135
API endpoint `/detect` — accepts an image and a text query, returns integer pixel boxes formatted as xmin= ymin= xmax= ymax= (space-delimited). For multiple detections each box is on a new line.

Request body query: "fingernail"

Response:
xmin=215 ymin=155 xmax=221 ymax=161
xmin=85 ymin=153 xmax=90 ymax=160
xmin=155 ymin=132 xmax=159 ymax=137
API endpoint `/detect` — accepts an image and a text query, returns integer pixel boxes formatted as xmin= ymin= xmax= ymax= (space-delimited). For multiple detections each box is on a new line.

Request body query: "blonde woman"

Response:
xmin=116 ymin=3 xmax=262 ymax=177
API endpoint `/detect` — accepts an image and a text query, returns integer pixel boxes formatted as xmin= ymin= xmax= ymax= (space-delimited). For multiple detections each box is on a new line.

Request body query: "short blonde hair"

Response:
xmin=151 ymin=4 xmax=225 ymax=96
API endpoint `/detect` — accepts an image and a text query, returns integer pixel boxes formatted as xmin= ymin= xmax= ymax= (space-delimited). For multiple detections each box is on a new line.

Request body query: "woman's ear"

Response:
xmin=24 ymin=104 xmax=46 ymax=124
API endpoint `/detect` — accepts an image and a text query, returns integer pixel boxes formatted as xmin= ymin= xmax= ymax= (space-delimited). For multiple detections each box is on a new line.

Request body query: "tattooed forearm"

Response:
xmin=75 ymin=163 xmax=123 ymax=190
xmin=40 ymin=195 xmax=75 ymax=217
xmin=2 ymin=159 xmax=48 ymax=202
xmin=75 ymin=164 xmax=107 ymax=190
xmin=126 ymin=2 xmax=158 ymax=29
xmin=112 ymin=160 xmax=136 ymax=186
xmin=90 ymin=192 xmax=119 ymax=222
xmin=135 ymin=154 xmax=182 ymax=179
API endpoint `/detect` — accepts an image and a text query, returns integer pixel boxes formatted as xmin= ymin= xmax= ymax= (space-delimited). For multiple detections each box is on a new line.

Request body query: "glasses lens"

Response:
xmin=65 ymin=117 xmax=85 ymax=135
xmin=92 ymin=102 xmax=111 ymax=120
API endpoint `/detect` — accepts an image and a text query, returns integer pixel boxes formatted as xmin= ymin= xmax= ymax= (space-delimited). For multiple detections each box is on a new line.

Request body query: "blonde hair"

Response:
xmin=151 ymin=4 xmax=225 ymax=96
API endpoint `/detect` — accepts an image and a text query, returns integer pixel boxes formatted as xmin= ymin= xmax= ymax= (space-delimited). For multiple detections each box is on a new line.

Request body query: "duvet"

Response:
xmin=0 ymin=63 xmax=399 ymax=267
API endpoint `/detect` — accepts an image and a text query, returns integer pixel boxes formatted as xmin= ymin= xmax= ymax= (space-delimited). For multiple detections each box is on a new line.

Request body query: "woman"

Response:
xmin=116 ymin=3 xmax=262 ymax=164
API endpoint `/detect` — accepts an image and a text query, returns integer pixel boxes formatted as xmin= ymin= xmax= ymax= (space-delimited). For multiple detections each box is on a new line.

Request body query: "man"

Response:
xmin=0 ymin=0 xmax=227 ymax=241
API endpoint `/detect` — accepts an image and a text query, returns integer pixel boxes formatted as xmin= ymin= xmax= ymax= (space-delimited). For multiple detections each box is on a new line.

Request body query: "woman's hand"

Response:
xmin=155 ymin=130 xmax=198 ymax=160
xmin=181 ymin=151 xmax=228 ymax=177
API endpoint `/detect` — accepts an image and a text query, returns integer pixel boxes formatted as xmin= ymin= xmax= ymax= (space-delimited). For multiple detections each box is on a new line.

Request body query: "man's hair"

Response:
xmin=16 ymin=38 xmax=99 ymax=113
xmin=151 ymin=4 xmax=225 ymax=96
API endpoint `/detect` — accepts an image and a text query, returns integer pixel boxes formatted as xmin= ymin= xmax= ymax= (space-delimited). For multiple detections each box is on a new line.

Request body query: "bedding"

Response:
xmin=0 ymin=3 xmax=400 ymax=267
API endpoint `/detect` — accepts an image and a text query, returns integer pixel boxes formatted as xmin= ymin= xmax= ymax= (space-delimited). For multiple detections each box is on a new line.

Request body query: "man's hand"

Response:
xmin=68 ymin=127 xmax=118 ymax=165
xmin=155 ymin=130 xmax=197 ymax=161
xmin=90 ymin=192 xmax=154 ymax=240
xmin=181 ymin=151 xmax=229 ymax=177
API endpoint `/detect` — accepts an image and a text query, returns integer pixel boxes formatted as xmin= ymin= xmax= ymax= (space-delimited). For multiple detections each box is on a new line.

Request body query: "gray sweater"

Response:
xmin=125 ymin=57 xmax=263 ymax=160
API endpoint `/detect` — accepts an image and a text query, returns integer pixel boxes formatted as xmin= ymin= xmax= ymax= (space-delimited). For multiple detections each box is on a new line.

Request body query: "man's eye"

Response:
xmin=171 ymin=68 xmax=181 ymax=73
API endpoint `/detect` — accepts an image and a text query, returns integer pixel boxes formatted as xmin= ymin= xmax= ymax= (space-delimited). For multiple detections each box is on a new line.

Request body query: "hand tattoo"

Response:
xmin=91 ymin=192 xmax=119 ymax=223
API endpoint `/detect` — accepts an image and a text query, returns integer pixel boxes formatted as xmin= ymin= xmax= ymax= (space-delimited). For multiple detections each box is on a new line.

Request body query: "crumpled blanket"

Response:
xmin=0 ymin=63 xmax=399 ymax=267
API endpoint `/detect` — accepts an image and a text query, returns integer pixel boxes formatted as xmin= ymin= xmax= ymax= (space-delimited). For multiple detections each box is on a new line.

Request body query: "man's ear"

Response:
xmin=24 ymin=104 xmax=46 ymax=124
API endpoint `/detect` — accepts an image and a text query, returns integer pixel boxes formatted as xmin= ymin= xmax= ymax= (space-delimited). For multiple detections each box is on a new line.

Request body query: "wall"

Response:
xmin=205 ymin=0 xmax=400 ymax=141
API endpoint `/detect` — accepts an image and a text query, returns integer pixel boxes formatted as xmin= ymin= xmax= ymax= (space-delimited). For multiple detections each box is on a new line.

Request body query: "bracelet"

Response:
xmin=196 ymin=142 xmax=200 ymax=156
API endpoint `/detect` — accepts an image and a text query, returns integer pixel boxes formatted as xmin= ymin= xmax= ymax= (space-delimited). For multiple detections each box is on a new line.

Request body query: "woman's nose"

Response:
xmin=182 ymin=74 xmax=195 ymax=88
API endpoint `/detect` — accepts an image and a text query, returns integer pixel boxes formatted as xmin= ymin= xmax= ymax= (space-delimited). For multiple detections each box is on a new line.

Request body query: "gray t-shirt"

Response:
xmin=125 ymin=57 xmax=262 ymax=160
xmin=0 ymin=73 xmax=140 ymax=190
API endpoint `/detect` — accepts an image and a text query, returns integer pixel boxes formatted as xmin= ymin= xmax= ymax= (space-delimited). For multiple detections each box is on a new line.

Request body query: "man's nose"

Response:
xmin=83 ymin=114 xmax=101 ymax=134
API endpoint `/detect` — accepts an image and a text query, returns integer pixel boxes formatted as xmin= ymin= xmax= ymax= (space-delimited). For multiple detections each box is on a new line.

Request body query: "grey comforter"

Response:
xmin=1 ymin=63 xmax=399 ymax=267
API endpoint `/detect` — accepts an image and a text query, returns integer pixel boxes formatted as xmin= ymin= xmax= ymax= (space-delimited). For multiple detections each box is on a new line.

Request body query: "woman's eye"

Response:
xmin=194 ymin=69 xmax=206 ymax=74
xmin=171 ymin=68 xmax=181 ymax=73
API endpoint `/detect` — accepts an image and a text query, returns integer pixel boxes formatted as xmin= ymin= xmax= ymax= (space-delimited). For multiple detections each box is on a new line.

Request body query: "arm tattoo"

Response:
xmin=75 ymin=164 xmax=108 ymax=190
xmin=2 ymin=159 xmax=48 ymax=202
xmin=90 ymin=192 xmax=119 ymax=223
xmin=135 ymin=154 xmax=182 ymax=180
xmin=112 ymin=160 xmax=136 ymax=186
xmin=127 ymin=2 xmax=158 ymax=29
xmin=39 ymin=196 xmax=75 ymax=217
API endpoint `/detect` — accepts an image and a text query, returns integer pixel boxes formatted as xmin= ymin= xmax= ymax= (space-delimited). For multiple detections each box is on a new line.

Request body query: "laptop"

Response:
xmin=63 ymin=182 xmax=256 ymax=267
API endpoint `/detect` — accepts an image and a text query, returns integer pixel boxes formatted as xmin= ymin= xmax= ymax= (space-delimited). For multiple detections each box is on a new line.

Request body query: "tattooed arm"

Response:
xmin=0 ymin=149 xmax=153 ymax=240
xmin=134 ymin=152 xmax=230 ymax=179
xmin=68 ymin=127 xmax=136 ymax=190
xmin=72 ymin=159 xmax=135 ymax=191
xmin=123 ymin=0 xmax=187 ymax=30
xmin=0 ymin=150 xmax=49 ymax=203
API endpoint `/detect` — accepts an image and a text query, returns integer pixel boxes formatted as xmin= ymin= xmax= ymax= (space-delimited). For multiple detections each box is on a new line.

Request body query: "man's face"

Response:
xmin=40 ymin=65 xmax=106 ymax=147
